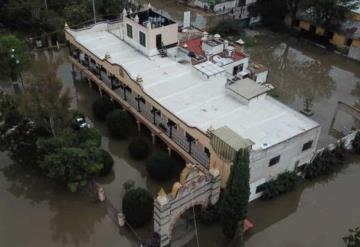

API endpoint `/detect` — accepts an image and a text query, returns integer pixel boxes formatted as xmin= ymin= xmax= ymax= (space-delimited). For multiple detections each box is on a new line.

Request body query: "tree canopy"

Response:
xmin=220 ymin=149 xmax=250 ymax=241
xmin=0 ymin=35 xmax=31 ymax=81
xmin=304 ymin=0 xmax=359 ymax=27
xmin=19 ymin=74 xmax=72 ymax=137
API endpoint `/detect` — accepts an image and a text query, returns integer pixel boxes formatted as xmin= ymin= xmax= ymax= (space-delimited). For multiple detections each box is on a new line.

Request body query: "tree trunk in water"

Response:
xmin=230 ymin=221 xmax=245 ymax=247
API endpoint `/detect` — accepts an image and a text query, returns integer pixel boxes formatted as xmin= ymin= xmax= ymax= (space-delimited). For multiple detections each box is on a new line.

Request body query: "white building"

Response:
xmin=65 ymin=8 xmax=320 ymax=201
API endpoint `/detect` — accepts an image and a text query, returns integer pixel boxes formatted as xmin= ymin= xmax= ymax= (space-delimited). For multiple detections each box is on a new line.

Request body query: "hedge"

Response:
xmin=106 ymin=110 xmax=132 ymax=139
xmin=92 ymin=97 xmax=115 ymax=121
xmin=128 ymin=137 xmax=150 ymax=160
xmin=122 ymin=188 xmax=153 ymax=226
xmin=146 ymin=152 xmax=175 ymax=181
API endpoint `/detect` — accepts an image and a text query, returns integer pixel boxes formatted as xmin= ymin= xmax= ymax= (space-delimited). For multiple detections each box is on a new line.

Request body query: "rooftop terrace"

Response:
xmin=66 ymin=22 xmax=319 ymax=150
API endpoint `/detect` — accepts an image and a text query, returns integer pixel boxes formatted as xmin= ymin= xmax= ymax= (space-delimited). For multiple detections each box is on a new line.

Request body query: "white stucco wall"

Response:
xmin=248 ymin=125 xmax=321 ymax=200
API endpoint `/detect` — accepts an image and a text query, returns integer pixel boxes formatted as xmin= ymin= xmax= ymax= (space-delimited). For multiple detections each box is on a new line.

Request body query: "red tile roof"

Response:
xmin=181 ymin=37 xmax=248 ymax=63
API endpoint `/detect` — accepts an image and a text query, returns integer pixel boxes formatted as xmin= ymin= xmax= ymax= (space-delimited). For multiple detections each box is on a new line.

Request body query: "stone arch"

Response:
xmin=168 ymin=199 xmax=208 ymax=238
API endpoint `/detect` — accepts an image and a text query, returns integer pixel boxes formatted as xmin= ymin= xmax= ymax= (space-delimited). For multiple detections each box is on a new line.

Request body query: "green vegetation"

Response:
xmin=146 ymin=152 xmax=175 ymax=181
xmin=123 ymin=179 xmax=135 ymax=192
xmin=303 ymin=147 xmax=345 ymax=180
xmin=92 ymin=97 xmax=115 ymax=121
xmin=0 ymin=0 xmax=140 ymax=40
xmin=249 ymin=0 xmax=359 ymax=29
xmin=210 ymin=20 xmax=242 ymax=37
xmin=106 ymin=109 xmax=132 ymax=139
xmin=0 ymin=75 xmax=111 ymax=192
xmin=242 ymin=35 xmax=257 ymax=48
xmin=128 ymin=137 xmax=150 ymax=160
xmin=260 ymin=171 xmax=300 ymax=200
xmin=220 ymin=149 xmax=250 ymax=242
xmin=304 ymin=0 xmax=359 ymax=28
xmin=199 ymin=193 xmax=223 ymax=224
xmin=0 ymin=35 xmax=31 ymax=81
xmin=352 ymin=132 xmax=360 ymax=154
xmin=122 ymin=188 xmax=154 ymax=226
xmin=99 ymin=149 xmax=114 ymax=176
xmin=78 ymin=127 xmax=102 ymax=148
xmin=343 ymin=227 xmax=360 ymax=247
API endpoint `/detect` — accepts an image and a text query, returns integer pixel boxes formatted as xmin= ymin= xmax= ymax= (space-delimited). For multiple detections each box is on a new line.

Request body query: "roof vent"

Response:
xmin=261 ymin=143 xmax=269 ymax=149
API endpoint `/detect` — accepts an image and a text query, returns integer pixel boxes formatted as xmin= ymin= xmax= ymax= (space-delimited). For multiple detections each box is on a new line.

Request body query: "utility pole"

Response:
xmin=92 ymin=0 xmax=96 ymax=24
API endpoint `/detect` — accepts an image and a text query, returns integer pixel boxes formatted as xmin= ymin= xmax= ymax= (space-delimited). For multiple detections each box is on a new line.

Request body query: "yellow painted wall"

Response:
xmin=330 ymin=33 xmax=346 ymax=48
xmin=299 ymin=20 xmax=310 ymax=31
xmin=352 ymin=39 xmax=360 ymax=48
xmin=315 ymin=26 xmax=325 ymax=36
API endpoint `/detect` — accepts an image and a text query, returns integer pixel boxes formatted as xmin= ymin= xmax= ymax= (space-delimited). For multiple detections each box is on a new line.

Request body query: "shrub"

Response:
xmin=4 ymin=110 xmax=22 ymax=128
xmin=303 ymin=149 xmax=343 ymax=180
xmin=343 ymin=227 xmax=360 ymax=247
xmin=99 ymin=149 xmax=114 ymax=176
xmin=352 ymin=132 xmax=360 ymax=154
xmin=106 ymin=110 xmax=132 ymax=139
xmin=123 ymin=179 xmax=135 ymax=192
xmin=261 ymin=171 xmax=300 ymax=201
xmin=78 ymin=127 xmax=102 ymax=147
xmin=146 ymin=152 xmax=175 ymax=181
xmin=128 ymin=137 xmax=150 ymax=160
xmin=122 ymin=188 xmax=154 ymax=226
xmin=92 ymin=97 xmax=115 ymax=121
xmin=210 ymin=19 xmax=242 ymax=37
xmin=199 ymin=203 xmax=221 ymax=224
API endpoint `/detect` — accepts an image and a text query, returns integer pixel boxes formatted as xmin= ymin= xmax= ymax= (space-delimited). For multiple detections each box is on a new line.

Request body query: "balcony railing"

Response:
xmin=73 ymin=52 xmax=210 ymax=168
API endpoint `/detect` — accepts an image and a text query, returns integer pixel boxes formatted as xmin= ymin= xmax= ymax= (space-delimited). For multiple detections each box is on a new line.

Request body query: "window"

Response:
xmin=126 ymin=24 xmax=133 ymax=38
xmin=204 ymin=147 xmax=210 ymax=157
xmin=139 ymin=31 xmax=146 ymax=47
xmin=256 ymin=184 xmax=265 ymax=194
xmin=345 ymin=38 xmax=353 ymax=47
xmin=269 ymin=155 xmax=280 ymax=167
xmin=302 ymin=140 xmax=313 ymax=151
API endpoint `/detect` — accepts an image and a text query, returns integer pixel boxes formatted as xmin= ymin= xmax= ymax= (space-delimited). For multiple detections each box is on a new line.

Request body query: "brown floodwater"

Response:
xmin=1 ymin=21 xmax=360 ymax=247
xmin=246 ymin=30 xmax=360 ymax=148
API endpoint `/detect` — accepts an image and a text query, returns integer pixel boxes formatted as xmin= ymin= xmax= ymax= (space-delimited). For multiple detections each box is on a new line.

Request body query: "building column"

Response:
xmin=99 ymin=87 xmax=103 ymax=96
xmin=151 ymin=132 xmax=156 ymax=145
xmin=154 ymin=188 xmax=171 ymax=247
xmin=167 ymin=147 xmax=172 ymax=156
xmin=136 ymin=120 xmax=141 ymax=133
xmin=88 ymin=78 xmax=92 ymax=88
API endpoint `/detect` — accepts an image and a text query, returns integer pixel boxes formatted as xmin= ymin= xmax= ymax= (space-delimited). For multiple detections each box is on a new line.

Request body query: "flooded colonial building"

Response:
xmin=65 ymin=6 xmax=320 ymax=207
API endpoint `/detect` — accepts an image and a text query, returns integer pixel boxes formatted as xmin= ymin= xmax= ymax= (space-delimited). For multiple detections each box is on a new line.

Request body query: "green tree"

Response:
xmin=63 ymin=2 xmax=92 ymax=27
xmin=352 ymin=132 xmax=360 ymax=154
xmin=343 ymin=227 xmax=360 ymax=247
xmin=128 ymin=137 xmax=150 ymax=160
xmin=122 ymin=187 xmax=154 ymax=226
xmin=99 ymin=149 xmax=114 ymax=176
xmin=220 ymin=149 xmax=250 ymax=241
xmin=146 ymin=152 xmax=175 ymax=181
xmin=92 ymin=97 xmax=115 ymax=121
xmin=19 ymin=74 xmax=72 ymax=137
xmin=0 ymin=35 xmax=31 ymax=81
xmin=304 ymin=0 xmax=359 ymax=27
xmin=78 ymin=127 xmax=102 ymax=147
xmin=106 ymin=109 xmax=132 ymax=139
xmin=248 ymin=0 xmax=288 ymax=27
xmin=40 ymin=146 xmax=103 ymax=192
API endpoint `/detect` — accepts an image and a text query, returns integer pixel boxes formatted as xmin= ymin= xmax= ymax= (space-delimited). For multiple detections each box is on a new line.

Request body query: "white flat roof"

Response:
xmin=67 ymin=23 xmax=319 ymax=150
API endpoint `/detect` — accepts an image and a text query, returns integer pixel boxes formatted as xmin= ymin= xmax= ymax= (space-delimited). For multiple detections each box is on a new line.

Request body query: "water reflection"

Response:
xmin=0 ymin=156 xmax=118 ymax=247
xmin=248 ymin=32 xmax=360 ymax=147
